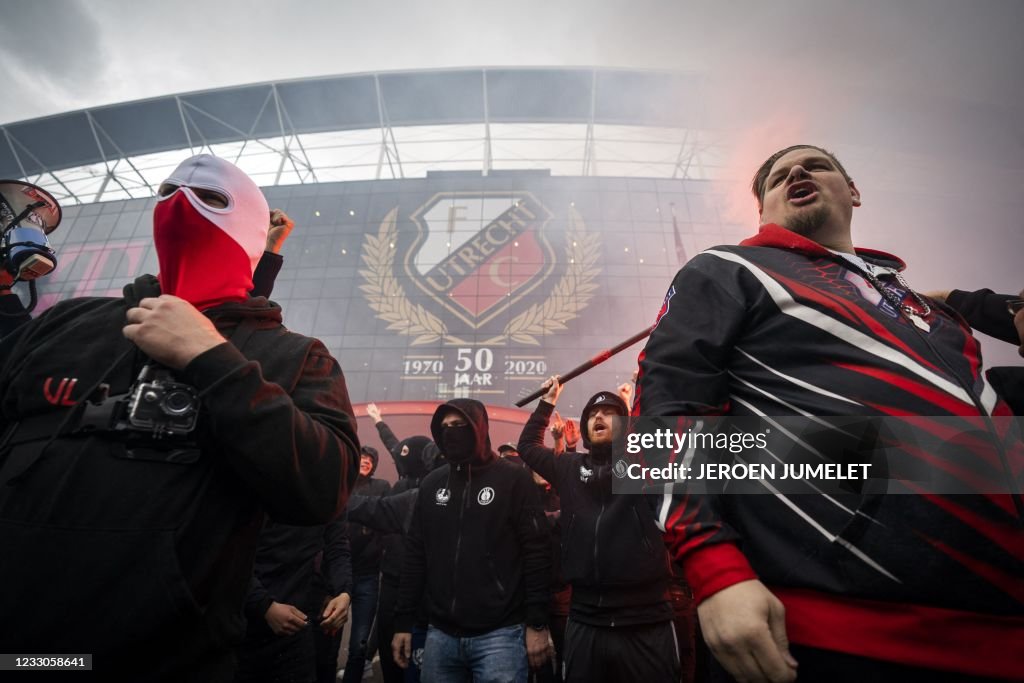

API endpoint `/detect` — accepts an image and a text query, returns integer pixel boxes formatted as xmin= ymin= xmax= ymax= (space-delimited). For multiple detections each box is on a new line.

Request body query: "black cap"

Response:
xmin=579 ymin=391 xmax=628 ymax=447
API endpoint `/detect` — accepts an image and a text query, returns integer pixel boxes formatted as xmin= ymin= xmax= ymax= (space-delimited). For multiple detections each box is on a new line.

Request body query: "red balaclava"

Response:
xmin=153 ymin=154 xmax=269 ymax=310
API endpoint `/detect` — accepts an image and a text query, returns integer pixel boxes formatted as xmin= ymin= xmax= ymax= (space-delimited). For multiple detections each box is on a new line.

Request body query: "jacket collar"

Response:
xmin=739 ymin=224 xmax=906 ymax=272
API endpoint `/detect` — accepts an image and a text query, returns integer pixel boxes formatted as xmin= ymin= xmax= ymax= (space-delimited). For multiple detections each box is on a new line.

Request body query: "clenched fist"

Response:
xmin=123 ymin=295 xmax=227 ymax=369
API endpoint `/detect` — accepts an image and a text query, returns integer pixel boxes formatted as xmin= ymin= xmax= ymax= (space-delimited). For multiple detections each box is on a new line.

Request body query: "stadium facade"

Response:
xmin=1 ymin=68 xmax=749 ymax=453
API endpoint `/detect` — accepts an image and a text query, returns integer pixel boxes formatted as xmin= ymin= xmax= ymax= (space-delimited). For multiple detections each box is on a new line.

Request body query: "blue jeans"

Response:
xmin=341 ymin=574 xmax=381 ymax=683
xmin=421 ymin=624 xmax=527 ymax=683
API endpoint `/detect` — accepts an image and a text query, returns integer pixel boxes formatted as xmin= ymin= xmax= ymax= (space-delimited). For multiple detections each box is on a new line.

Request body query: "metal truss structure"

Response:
xmin=0 ymin=67 xmax=729 ymax=205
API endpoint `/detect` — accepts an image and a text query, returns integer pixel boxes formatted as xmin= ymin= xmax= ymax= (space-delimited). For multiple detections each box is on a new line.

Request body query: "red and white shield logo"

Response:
xmin=404 ymin=192 xmax=555 ymax=328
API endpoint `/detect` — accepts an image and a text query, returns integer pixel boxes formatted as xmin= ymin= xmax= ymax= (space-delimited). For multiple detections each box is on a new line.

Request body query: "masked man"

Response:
xmin=392 ymin=398 xmax=552 ymax=683
xmin=0 ymin=154 xmax=359 ymax=682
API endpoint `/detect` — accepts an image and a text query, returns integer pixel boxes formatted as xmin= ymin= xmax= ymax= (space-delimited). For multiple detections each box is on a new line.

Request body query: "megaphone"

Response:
xmin=0 ymin=179 xmax=62 ymax=281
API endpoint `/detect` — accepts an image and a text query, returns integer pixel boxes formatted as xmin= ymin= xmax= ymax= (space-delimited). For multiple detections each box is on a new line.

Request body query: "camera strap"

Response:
xmin=0 ymin=310 xmax=262 ymax=488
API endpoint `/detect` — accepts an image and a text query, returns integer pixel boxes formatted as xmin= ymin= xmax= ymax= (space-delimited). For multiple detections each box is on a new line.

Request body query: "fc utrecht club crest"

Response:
xmin=360 ymin=192 xmax=602 ymax=346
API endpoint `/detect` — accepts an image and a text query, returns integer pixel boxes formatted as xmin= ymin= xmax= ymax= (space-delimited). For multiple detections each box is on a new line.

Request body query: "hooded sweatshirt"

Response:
xmin=518 ymin=394 xmax=673 ymax=627
xmin=0 ymin=190 xmax=359 ymax=681
xmin=348 ymin=426 xmax=447 ymax=588
xmin=395 ymin=399 xmax=551 ymax=636
xmin=348 ymin=446 xmax=391 ymax=576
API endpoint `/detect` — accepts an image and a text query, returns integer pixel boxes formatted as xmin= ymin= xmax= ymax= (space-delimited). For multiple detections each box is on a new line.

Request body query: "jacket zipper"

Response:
xmin=593 ymin=501 xmax=605 ymax=604
xmin=449 ymin=466 xmax=468 ymax=618
xmin=634 ymin=506 xmax=655 ymax=555
xmin=490 ymin=557 xmax=506 ymax=595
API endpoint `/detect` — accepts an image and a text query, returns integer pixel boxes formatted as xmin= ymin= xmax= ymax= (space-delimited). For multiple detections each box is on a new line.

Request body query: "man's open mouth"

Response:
xmin=787 ymin=181 xmax=818 ymax=205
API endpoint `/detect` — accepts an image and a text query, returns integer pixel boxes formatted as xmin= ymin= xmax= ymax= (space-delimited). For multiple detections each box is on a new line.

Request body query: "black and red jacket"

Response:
xmin=635 ymin=225 xmax=1024 ymax=679
xmin=0 ymin=275 xmax=360 ymax=681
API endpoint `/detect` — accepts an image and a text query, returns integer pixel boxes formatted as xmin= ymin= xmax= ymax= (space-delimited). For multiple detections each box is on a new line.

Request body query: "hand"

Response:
xmin=264 ymin=601 xmax=309 ymax=637
xmin=550 ymin=410 xmax=565 ymax=439
xmin=922 ymin=290 xmax=951 ymax=302
xmin=366 ymin=402 xmax=382 ymax=424
xmin=320 ymin=592 xmax=351 ymax=634
xmin=697 ymin=580 xmax=797 ymax=683
xmin=618 ymin=382 xmax=634 ymax=408
xmin=392 ymin=632 xmax=412 ymax=669
xmin=123 ymin=295 xmax=227 ymax=370
xmin=266 ymin=209 xmax=295 ymax=254
xmin=541 ymin=375 xmax=563 ymax=406
xmin=525 ymin=626 xmax=554 ymax=669
xmin=564 ymin=419 xmax=580 ymax=448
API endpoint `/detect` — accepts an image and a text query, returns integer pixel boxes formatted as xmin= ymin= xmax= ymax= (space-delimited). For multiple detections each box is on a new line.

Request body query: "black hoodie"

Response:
xmin=0 ymin=275 xmax=359 ymax=681
xmin=517 ymin=398 xmax=672 ymax=627
xmin=395 ymin=398 xmax=551 ymax=636
xmin=348 ymin=446 xmax=391 ymax=576
xmin=350 ymin=432 xmax=439 ymax=584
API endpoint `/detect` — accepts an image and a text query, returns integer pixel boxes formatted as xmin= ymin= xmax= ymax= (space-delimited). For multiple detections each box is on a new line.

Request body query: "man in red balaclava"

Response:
xmin=0 ymin=154 xmax=361 ymax=682
xmin=153 ymin=153 xmax=271 ymax=309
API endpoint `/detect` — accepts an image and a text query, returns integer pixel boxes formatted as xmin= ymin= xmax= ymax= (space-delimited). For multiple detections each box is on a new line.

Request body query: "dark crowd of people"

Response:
xmin=0 ymin=147 xmax=1022 ymax=683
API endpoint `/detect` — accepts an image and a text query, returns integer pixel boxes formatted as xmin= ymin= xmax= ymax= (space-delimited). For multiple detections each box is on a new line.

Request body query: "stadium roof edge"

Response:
xmin=0 ymin=67 xmax=707 ymax=179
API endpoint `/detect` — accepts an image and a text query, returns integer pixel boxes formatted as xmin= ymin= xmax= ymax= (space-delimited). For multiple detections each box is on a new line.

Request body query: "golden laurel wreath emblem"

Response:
xmin=360 ymin=206 xmax=601 ymax=346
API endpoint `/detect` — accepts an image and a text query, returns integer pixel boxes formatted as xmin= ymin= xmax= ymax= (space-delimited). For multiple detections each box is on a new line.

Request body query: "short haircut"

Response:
xmin=751 ymin=145 xmax=853 ymax=211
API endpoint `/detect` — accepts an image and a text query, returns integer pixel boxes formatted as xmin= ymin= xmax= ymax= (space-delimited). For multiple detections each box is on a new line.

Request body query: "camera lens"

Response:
xmin=162 ymin=390 xmax=195 ymax=416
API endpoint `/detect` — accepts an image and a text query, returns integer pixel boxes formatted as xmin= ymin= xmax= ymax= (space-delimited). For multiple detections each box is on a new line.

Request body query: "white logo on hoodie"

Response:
xmin=477 ymin=487 xmax=495 ymax=505
xmin=579 ymin=465 xmax=594 ymax=483
xmin=435 ymin=488 xmax=451 ymax=506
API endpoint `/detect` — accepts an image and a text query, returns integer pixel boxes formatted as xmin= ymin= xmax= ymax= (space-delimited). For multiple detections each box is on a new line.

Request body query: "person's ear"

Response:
xmin=849 ymin=180 xmax=862 ymax=207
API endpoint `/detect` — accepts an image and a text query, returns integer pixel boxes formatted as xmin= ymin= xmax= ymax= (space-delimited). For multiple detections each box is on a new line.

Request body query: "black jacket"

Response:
xmin=395 ymin=399 xmax=550 ymax=636
xmin=371 ymin=422 xmax=444 ymax=583
xmin=0 ymin=293 xmax=30 ymax=338
xmin=518 ymin=399 xmax=672 ymax=626
xmin=244 ymin=515 xmax=352 ymax=636
xmin=946 ymin=288 xmax=1020 ymax=344
xmin=348 ymin=486 xmax=418 ymax=579
xmin=946 ymin=288 xmax=1024 ymax=415
xmin=348 ymin=474 xmax=391 ymax=576
xmin=0 ymin=275 xmax=359 ymax=681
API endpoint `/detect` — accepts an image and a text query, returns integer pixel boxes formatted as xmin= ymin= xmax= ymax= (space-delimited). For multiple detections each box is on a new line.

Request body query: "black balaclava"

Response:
xmin=430 ymin=398 xmax=492 ymax=465
xmin=392 ymin=436 xmax=433 ymax=480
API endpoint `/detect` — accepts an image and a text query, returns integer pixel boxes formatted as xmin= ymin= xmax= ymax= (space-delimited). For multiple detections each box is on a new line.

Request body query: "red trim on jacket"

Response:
xmin=682 ymin=542 xmax=757 ymax=604
xmin=739 ymin=223 xmax=908 ymax=271
xmin=775 ymin=586 xmax=1024 ymax=679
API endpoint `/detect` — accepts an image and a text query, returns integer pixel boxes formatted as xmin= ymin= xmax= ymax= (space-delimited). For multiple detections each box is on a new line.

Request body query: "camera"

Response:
xmin=124 ymin=365 xmax=200 ymax=438
xmin=0 ymin=180 xmax=61 ymax=282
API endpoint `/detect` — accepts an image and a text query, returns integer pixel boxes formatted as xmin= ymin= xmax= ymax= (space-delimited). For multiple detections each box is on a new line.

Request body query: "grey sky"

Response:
xmin=1 ymin=0 xmax=1022 ymax=363
xmin=2 ymin=0 xmax=1021 ymax=123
